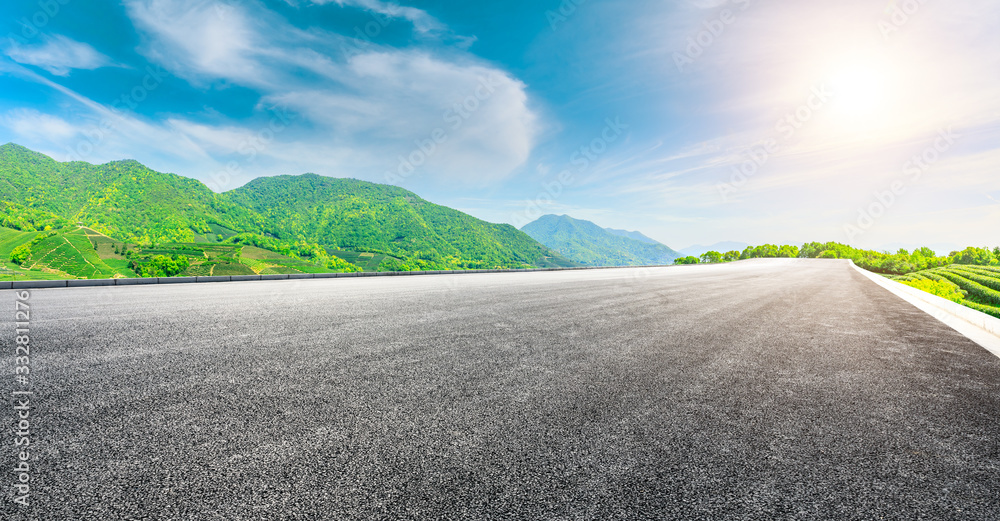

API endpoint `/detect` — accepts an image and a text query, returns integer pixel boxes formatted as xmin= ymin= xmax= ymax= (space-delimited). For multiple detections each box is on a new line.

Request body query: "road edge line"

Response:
xmin=850 ymin=261 xmax=1000 ymax=359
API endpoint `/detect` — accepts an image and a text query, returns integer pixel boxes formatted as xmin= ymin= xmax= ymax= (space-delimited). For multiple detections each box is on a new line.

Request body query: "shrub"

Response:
xmin=9 ymin=243 xmax=31 ymax=265
xmin=899 ymin=279 xmax=966 ymax=303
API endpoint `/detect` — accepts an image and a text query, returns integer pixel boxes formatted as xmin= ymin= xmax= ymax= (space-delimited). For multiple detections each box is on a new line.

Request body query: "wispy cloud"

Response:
xmin=4 ymin=0 xmax=539 ymax=188
xmin=3 ymin=35 xmax=116 ymax=76
xmin=318 ymin=0 xmax=445 ymax=35
xmin=1 ymin=109 xmax=78 ymax=141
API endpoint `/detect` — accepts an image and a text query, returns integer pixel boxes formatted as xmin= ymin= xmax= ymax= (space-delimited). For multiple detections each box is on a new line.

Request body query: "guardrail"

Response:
xmin=0 ymin=264 xmax=682 ymax=290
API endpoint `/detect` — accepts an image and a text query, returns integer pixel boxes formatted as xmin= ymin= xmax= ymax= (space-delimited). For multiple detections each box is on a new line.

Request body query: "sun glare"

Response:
xmin=825 ymin=58 xmax=895 ymax=129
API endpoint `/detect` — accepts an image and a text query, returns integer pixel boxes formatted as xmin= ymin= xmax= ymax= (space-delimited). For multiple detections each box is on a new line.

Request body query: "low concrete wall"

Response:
xmin=1 ymin=262 xmax=677 ymax=290
xmin=852 ymin=262 xmax=1000 ymax=358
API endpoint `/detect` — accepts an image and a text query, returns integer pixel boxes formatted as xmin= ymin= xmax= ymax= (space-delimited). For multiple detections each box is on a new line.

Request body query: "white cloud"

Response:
xmin=125 ymin=0 xmax=265 ymax=86
xmin=320 ymin=0 xmax=445 ymax=35
xmin=0 ymin=60 xmax=214 ymax=172
xmin=120 ymin=0 xmax=539 ymax=186
xmin=3 ymin=35 xmax=115 ymax=76
xmin=2 ymin=109 xmax=79 ymax=141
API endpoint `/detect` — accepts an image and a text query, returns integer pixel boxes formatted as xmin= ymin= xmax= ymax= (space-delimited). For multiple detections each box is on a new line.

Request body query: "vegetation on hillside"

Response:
xmin=0 ymin=144 xmax=268 ymax=244
xmin=0 ymin=144 xmax=574 ymax=277
xmin=520 ymin=214 xmax=679 ymax=266
xmin=227 ymin=175 xmax=577 ymax=270
xmin=891 ymin=265 xmax=1000 ymax=318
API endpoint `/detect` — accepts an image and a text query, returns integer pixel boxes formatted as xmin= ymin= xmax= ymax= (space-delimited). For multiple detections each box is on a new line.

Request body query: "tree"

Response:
xmin=10 ymin=244 xmax=31 ymax=265
xmin=777 ymin=245 xmax=799 ymax=258
xmin=700 ymin=251 xmax=722 ymax=264
xmin=131 ymin=254 xmax=191 ymax=277
xmin=674 ymin=256 xmax=700 ymax=265
xmin=908 ymin=250 xmax=928 ymax=271
xmin=723 ymin=250 xmax=741 ymax=262
xmin=952 ymin=247 xmax=993 ymax=266
xmin=326 ymin=256 xmax=362 ymax=273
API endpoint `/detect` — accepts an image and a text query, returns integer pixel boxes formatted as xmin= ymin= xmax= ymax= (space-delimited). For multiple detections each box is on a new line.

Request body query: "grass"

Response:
xmin=26 ymin=233 xmax=130 ymax=279
xmin=183 ymin=263 xmax=213 ymax=277
xmin=207 ymin=223 xmax=240 ymax=242
xmin=0 ymin=228 xmax=40 ymax=259
xmin=328 ymin=249 xmax=388 ymax=271
xmin=0 ymin=260 xmax=74 ymax=281
xmin=0 ymin=226 xmax=357 ymax=280
xmin=242 ymin=246 xmax=292 ymax=260
xmin=81 ymin=229 xmax=129 ymax=260
xmin=0 ymin=227 xmax=134 ymax=280
xmin=211 ymin=262 xmax=256 ymax=276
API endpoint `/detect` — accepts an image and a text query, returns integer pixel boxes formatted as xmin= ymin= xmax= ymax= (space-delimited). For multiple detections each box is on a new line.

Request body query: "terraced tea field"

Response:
xmin=1 ymin=227 xmax=349 ymax=280
xmin=23 ymin=229 xmax=131 ymax=279
xmin=328 ymin=249 xmax=389 ymax=271
xmin=892 ymin=265 xmax=1000 ymax=318
xmin=1 ymin=228 xmax=80 ymax=280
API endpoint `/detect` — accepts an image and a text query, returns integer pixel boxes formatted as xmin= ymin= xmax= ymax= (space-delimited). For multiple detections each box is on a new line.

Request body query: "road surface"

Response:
xmin=2 ymin=259 xmax=999 ymax=520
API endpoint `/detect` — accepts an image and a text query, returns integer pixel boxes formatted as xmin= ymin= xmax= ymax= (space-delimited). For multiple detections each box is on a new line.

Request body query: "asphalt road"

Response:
xmin=2 ymin=259 xmax=999 ymax=520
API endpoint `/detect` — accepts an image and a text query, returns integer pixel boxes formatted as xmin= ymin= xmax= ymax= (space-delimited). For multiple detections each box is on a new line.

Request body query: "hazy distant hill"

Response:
xmin=520 ymin=214 xmax=680 ymax=266
xmin=604 ymin=227 xmax=660 ymax=245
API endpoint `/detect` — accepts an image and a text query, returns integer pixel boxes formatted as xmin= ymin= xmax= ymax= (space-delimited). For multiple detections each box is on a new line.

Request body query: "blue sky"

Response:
xmin=1 ymin=0 xmax=998 ymax=252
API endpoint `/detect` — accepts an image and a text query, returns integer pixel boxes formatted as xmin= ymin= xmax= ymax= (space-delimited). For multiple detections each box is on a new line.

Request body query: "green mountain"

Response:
xmin=0 ymin=144 xmax=266 ymax=244
xmin=520 ymin=214 xmax=680 ymax=267
xmin=604 ymin=227 xmax=660 ymax=245
xmin=0 ymin=144 xmax=577 ymax=278
xmin=226 ymin=174 xmax=578 ymax=270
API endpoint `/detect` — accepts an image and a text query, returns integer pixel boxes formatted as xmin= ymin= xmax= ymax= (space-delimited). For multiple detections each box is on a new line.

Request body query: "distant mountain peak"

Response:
xmin=0 ymin=143 xmax=58 ymax=163
xmin=604 ymin=227 xmax=660 ymax=245
xmin=521 ymin=214 xmax=678 ymax=267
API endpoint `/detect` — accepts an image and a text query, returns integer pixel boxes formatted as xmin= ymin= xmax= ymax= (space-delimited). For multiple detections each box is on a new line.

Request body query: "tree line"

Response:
xmin=674 ymin=242 xmax=1000 ymax=275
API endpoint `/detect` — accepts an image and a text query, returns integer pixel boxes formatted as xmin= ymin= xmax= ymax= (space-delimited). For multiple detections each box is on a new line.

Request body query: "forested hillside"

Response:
xmin=226 ymin=175 xmax=577 ymax=270
xmin=0 ymin=144 xmax=576 ymax=279
xmin=0 ymin=144 xmax=267 ymax=244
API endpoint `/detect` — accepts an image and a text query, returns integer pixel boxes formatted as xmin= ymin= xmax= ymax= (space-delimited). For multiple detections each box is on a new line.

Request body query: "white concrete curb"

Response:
xmin=851 ymin=262 xmax=1000 ymax=359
